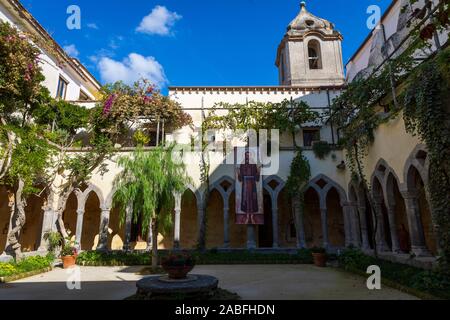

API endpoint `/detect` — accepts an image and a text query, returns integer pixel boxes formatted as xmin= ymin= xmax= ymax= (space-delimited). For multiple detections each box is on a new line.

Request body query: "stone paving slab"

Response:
xmin=0 ymin=265 xmax=418 ymax=300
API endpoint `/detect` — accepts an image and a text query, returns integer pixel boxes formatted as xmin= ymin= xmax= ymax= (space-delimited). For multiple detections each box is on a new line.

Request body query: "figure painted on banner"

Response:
xmin=237 ymin=151 xmax=261 ymax=224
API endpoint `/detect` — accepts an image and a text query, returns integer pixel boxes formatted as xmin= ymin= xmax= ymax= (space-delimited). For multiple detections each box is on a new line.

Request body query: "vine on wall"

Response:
xmin=330 ymin=0 xmax=449 ymax=263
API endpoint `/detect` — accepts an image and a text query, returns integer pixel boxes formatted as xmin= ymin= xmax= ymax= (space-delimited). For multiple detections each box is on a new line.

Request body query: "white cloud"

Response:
xmin=98 ymin=53 xmax=167 ymax=87
xmin=136 ymin=5 xmax=181 ymax=36
xmin=87 ymin=23 xmax=99 ymax=30
xmin=63 ymin=44 xmax=79 ymax=58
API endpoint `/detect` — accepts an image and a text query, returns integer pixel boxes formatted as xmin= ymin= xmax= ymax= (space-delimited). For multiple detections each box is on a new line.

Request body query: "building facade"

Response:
xmin=0 ymin=0 xmax=446 ymax=268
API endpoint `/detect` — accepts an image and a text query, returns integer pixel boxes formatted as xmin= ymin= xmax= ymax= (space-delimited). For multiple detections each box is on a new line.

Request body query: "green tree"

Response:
xmin=112 ymin=144 xmax=191 ymax=271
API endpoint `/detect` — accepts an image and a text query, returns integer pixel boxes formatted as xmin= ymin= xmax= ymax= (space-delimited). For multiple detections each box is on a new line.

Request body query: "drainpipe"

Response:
xmin=326 ymin=89 xmax=335 ymax=145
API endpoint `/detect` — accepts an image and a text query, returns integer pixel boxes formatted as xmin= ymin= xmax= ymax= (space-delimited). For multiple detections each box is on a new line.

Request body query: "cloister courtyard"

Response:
xmin=0 ymin=265 xmax=416 ymax=300
xmin=0 ymin=0 xmax=449 ymax=306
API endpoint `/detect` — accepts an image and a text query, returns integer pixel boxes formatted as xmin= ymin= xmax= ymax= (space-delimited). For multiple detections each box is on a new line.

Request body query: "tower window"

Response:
xmin=308 ymin=40 xmax=322 ymax=70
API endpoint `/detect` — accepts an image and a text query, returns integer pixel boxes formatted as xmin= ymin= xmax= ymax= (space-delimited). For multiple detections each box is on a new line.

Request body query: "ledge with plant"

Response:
xmin=0 ymin=255 xmax=55 ymax=283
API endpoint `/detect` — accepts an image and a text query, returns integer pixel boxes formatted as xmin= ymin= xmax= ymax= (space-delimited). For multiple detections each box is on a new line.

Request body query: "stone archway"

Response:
xmin=81 ymin=191 xmax=101 ymax=251
xmin=20 ymin=189 xmax=47 ymax=252
xmin=386 ymin=173 xmax=411 ymax=253
xmin=372 ymin=177 xmax=392 ymax=252
xmin=205 ymin=189 xmax=224 ymax=249
xmin=406 ymin=165 xmax=437 ymax=255
xmin=180 ymin=189 xmax=198 ymax=249
xmin=278 ymin=189 xmax=295 ymax=248
xmin=62 ymin=192 xmax=78 ymax=241
xmin=107 ymin=206 xmax=125 ymax=251
xmin=304 ymin=175 xmax=348 ymax=249
xmin=401 ymin=145 xmax=437 ymax=257
xmin=326 ymin=188 xmax=345 ymax=247
xmin=303 ymin=187 xmax=322 ymax=248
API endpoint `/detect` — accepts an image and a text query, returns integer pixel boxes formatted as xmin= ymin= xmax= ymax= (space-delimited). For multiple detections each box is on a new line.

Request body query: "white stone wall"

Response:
xmin=346 ymin=0 xmax=448 ymax=82
xmin=0 ymin=0 xmax=99 ymax=101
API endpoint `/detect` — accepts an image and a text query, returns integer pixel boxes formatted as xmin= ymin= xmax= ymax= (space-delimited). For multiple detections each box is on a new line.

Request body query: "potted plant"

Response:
xmin=311 ymin=247 xmax=327 ymax=267
xmin=60 ymin=238 xmax=79 ymax=269
xmin=161 ymin=251 xmax=195 ymax=279
xmin=312 ymin=141 xmax=331 ymax=159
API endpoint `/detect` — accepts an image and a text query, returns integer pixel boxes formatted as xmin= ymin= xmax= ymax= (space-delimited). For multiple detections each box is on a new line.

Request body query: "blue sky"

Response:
xmin=21 ymin=0 xmax=392 ymax=91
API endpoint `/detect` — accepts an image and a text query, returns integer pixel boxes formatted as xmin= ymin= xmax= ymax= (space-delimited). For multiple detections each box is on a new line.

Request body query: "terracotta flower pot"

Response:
xmin=162 ymin=265 xmax=194 ymax=279
xmin=312 ymin=253 xmax=327 ymax=267
xmin=62 ymin=255 xmax=77 ymax=269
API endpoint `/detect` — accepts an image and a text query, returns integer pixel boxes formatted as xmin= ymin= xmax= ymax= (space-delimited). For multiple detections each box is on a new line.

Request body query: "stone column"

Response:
xmin=342 ymin=203 xmax=353 ymax=247
xmin=320 ymin=208 xmax=329 ymax=249
xmin=174 ymin=194 xmax=182 ymax=249
xmin=247 ymin=225 xmax=257 ymax=249
xmin=357 ymin=206 xmax=371 ymax=250
xmin=346 ymin=203 xmax=361 ymax=248
xmin=401 ymin=191 xmax=431 ymax=257
xmin=293 ymin=198 xmax=306 ymax=248
xmin=75 ymin=209 xmax=84 ymax=249
xmin=38 ymin=209 xmax=57 ymax=252
xmin=123 ymin=204 xmax=133 ymax=252
xmin=272 ymin=202 xmax=279 ymax=248
xmin=96 ymin=208 xmax=110 ymax=251
xmin=386 ymin=204 xmax=400 ymax=253
xmin=373 ymin=201 xmax=389 ymax=252
xmin=223 ymin=205 xmax=230 ymax=248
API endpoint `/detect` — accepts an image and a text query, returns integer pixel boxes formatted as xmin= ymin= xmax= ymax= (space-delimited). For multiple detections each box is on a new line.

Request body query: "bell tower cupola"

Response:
xmin=275 ymin=2 xmax=345 ymax=87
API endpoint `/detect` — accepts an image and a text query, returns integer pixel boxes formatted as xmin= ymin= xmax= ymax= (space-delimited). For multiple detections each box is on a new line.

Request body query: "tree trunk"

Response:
xmin=151 ymin=217 xmax=158 ymax=271
xmin=6 ymin=178 xmax=27 ymax=260
xmin=55 ymin=186 xmax=74 ymax=239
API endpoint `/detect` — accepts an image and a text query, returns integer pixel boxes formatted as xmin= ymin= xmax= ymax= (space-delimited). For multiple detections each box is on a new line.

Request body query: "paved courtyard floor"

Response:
xmin=0 ymin=265 xmax=417 ymax=300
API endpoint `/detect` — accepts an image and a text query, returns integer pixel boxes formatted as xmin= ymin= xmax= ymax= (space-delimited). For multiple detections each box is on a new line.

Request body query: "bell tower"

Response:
xmin=275 ymin=2 xmax=345 ymax=87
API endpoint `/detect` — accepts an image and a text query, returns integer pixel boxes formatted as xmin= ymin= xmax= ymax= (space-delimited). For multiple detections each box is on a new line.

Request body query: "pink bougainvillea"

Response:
xmin=103 ymin=93 xmax=117 ymax=116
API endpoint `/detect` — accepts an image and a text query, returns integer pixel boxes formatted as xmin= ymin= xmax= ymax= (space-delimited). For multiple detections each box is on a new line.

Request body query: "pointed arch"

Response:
xmin=404 ymin=144 xmax=429 ymax=188
xmin=306 ymin=174 xmax=347 ymax=208
xmin=80 ymin=184 xmax=106 ymax=211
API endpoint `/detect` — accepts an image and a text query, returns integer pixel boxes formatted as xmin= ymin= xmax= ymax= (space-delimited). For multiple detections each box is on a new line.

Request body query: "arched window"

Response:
xmin=308 ymin=40 xmax=322 ymax=70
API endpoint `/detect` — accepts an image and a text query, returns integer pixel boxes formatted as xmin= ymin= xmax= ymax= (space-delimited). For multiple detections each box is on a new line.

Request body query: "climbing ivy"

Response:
xmin=403 ymin=47 xmax=450 ymax=268
xmin=330 ymin=0 xmax=450 ymax=263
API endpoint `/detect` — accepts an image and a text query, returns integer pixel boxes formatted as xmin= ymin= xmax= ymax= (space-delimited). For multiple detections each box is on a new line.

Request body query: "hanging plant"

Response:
xmin=312 ymin=141 xmax=331 ymax=159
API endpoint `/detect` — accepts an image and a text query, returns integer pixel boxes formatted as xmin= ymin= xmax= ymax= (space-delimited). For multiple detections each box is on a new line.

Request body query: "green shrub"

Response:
xmin=0 ymin=254 xmax=54 ymax=277
xmin=338 ymin=248 xmax=450 ymax=299
xmin=312 ymin=141 xmax=331 ymax=159
xmin=77 ymin=249 xmax=314 ymax=266
xmin=0 ymin=263 xmax=17 ymax=277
